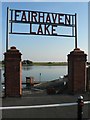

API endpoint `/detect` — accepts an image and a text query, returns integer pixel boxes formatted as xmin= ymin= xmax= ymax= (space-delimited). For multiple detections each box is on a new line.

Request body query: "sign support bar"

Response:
xmin=6 ymin=7 xmax=9 ymax=52
xmin=75 ymin=13 xmax=77 ymax=49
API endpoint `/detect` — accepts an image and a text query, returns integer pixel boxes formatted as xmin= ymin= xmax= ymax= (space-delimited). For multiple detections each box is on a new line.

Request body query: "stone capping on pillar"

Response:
xmin=4 ymin=46 xmax=22 ymax=61
xmin=68 ymin=48 xmax=87 ymax=62
xmin=7 ymin=46 xmax=20 ymax=52
xmin=69 ymin=48 xmax=87 ymax=56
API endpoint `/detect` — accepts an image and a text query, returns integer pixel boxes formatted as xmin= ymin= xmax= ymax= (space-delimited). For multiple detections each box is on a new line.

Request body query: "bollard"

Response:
xmin=77 ymin=96 xmax=84 ymax=120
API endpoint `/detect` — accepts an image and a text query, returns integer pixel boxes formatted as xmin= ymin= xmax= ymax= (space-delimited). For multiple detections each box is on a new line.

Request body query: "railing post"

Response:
xmin=77 ymin=96 xmax=84 ymax=120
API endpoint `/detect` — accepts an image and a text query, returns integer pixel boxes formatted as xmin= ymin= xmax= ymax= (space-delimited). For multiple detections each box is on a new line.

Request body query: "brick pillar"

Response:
xmin=4 ymin=46 xmax=22 ymax=97
xmin=87 ymin=66 xmax=90 ymax=91
xmin=68 ymin=48 xmax=87 ymax=94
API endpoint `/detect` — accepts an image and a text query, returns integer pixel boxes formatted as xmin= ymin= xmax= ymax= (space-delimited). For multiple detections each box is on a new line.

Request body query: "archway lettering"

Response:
xmin=6 ymin=8 xmax=77 ymax=51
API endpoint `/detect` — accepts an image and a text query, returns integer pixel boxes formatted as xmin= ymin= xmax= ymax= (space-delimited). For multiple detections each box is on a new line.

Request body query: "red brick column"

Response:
xmin=87 ymin=66 xmax=90 ymax=91
xmin=4 ymin=46 xmax=22 ymax=97
xmin=68 ymin=48 xmax=87 ymax=94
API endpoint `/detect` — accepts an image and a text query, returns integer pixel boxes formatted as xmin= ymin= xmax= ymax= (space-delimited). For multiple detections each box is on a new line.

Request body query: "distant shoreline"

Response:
xmin=0 ymin=62 xmax=68 ymax=67
xmin=0 ymin=61 xmax=90 ymax=67
xmin=22 ymin=62 xmax=68 ymax=66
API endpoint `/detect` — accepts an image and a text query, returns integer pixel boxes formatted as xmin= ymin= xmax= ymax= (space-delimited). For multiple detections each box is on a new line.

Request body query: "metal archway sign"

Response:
xmin=6 ymin=7 xmax=77 ymax=51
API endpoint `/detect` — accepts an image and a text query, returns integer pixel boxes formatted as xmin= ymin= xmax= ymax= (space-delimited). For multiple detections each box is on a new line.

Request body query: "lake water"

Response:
xmin=1 ymin=65 xmax=68 ymax=83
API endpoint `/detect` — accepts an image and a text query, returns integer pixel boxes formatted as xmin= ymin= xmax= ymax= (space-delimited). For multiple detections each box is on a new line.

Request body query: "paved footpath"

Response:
xmin=1 ymin=92 xmax=90 ymax=119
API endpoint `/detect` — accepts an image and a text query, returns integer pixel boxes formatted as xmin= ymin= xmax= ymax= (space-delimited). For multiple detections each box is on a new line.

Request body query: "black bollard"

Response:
xmin=77 ymin=96 xmax=84 ymax=120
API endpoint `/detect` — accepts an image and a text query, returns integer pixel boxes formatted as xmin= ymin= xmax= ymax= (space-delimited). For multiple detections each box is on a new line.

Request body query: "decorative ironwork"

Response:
xmin=6 ymin=7 xmax=78 ymax=51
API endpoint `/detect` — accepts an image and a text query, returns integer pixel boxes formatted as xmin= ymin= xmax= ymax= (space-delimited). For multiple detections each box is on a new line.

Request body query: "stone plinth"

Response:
xmin=68 ymin=48 xmax=87 ymax=94
xmin=4 ymin=46 xmax=22 ymax=97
